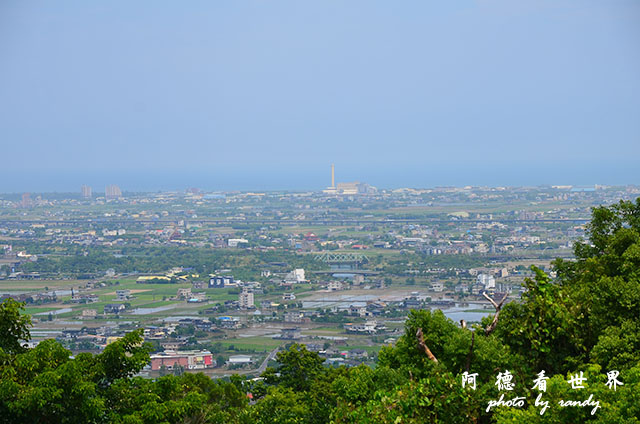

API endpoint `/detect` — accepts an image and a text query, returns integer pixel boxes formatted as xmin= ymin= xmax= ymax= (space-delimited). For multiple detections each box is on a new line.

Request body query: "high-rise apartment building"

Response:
xmin=238 ymin=288 xmax=254 ymax=309
xmin=81 ymin=185 xmax=92 ymax=198
xmin=105 ymin=185 xmax=122 ymax=200
xmin=21 ymin=193 xmax=32 ymax=208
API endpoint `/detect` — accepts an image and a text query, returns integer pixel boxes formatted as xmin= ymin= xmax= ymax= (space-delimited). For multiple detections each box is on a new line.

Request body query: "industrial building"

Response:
xmin=322 ymin=164 xmax=377 ymax=195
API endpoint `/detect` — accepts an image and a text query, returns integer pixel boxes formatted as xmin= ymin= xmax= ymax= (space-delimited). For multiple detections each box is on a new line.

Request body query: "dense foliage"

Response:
xmin=1 ymin=199 xmax=639 ymax=422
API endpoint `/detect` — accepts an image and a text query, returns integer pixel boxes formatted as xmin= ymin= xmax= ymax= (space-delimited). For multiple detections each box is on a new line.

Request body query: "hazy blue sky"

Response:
xmin=1 ymin=1 xmax=639 ymax=192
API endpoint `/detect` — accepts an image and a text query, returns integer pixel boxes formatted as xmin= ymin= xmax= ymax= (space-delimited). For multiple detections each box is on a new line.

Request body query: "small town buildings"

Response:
xmin=344 ymin=320 xmax=385 ymax=334
xmin=103 ymin=304 xmax=126 ymax=314
xmin=177 ymin=318 xmax=213 ymax=331
xmin=352 ymin=274 xmax=365 ymax=285
xmin=191 ymin=281 xmax=206 ymax=289
xmin=402 ymin=296 xmax=422 ymax=309
xmin=227 ymin=355 xmax=253 ymax=365
xmin=187 ymin=292 xmax=207 ymax=303
xmin=431 ymin=282 xmax=444 ymax=292
xmin=284 ymin=311 xmax=305 ymax=323
xmin=327 ymin=281 xmax=344 ymax=291
xmin=144 ymin=327 xmax=171 ymax=339
xmin=149 ymin=350 xmax=213 ymax=371
xmin=275 ymin=327 xmax=301 ymax=339
xmin=161 ymin=340 xmax=187 ymax=350
xmin=71 ymin=294 xmax=99 ymax=304
xmin=349 ymin=305 xmax=367 ymax=317
xmin=177 ymin=288 xmax=192 ymax=299
xmin=62 ymin=329 xmax=85 ymax=339
xmin=284 ymin=268 xmax=306 ymax=284
xmin=115 ymin=289 xmax=131 ymax=301
xmin=366 ymin=300 xmax=387 ymax=315
xmin=228 ymin=238 xmax=249 ymax=247
xmin=303 ymin=343 xmax=323 ymax=352
xmin=81 ymin=309 xmax=97 ymax=318
xmin=209 ymin=276 xmax=235 ymax=288
xmin=346 ymin=349 xmax=369 ymax=360
xmin=216 ymin=316 xmax=240 ymax=329
xmin=282 ymin=293 xmax=296 ymax=301
xmin=260 ymin=300 xmax=278 ymax=310
xmin=326 ymin=357 xmax=345 ymax=365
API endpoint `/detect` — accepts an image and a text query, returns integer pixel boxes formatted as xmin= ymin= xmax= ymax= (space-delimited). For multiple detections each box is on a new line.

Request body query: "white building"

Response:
xmin=228 ymin=238 xmax=249 ymax=247
xmin=345 ymin=320 xmax=385 ymax=334
xmin=431 ymin=282 xmax=444 ymax=292
xmin=282 ymin=293 xmax=296 ymax=301
xmin=477 ymin=274 xmax=496 ymax=289
xmin=227 ymin=355 xmax=253 ymax=365
xmin=285 ymin=268 xmax=306 ymax=283
xmin=363 ymin=320 xmax=379 ymax=333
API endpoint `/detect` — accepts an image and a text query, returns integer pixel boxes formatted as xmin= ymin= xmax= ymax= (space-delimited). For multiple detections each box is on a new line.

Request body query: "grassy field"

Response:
xmin=340 ymin=344 xmax=382 ymax=355
xmin=24 ymin=306 xmax=59 ymax=315
xmin=0 ymin=279 xmax=85 ymax=291
xmin=219 ymin=337 xmax=282 ymax=352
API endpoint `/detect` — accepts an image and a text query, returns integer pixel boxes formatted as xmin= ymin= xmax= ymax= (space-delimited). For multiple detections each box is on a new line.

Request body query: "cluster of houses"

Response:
xmin=343 ymin=320 xmax=386 ymax=334
xmin=207 ymin=269 xmax=307 ymax=311
xmin=298 ymin=342 xmax=371 ymax=365
xmin=0 ymin=291 xmax=57 ymax=304
xmin=209 ymin=268 xmax=306 ymax=290
xmin=348 ymin=301 xmax=387 ymax=317
xmin=176 ymin=288 xmax=206 ymax=302
xmin=149 ymin=350 xmax=214 ymax=371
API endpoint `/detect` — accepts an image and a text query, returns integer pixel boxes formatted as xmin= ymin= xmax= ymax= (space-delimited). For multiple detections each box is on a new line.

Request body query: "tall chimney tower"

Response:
xmin=331 ymin=164 xmax=335 ymax=188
